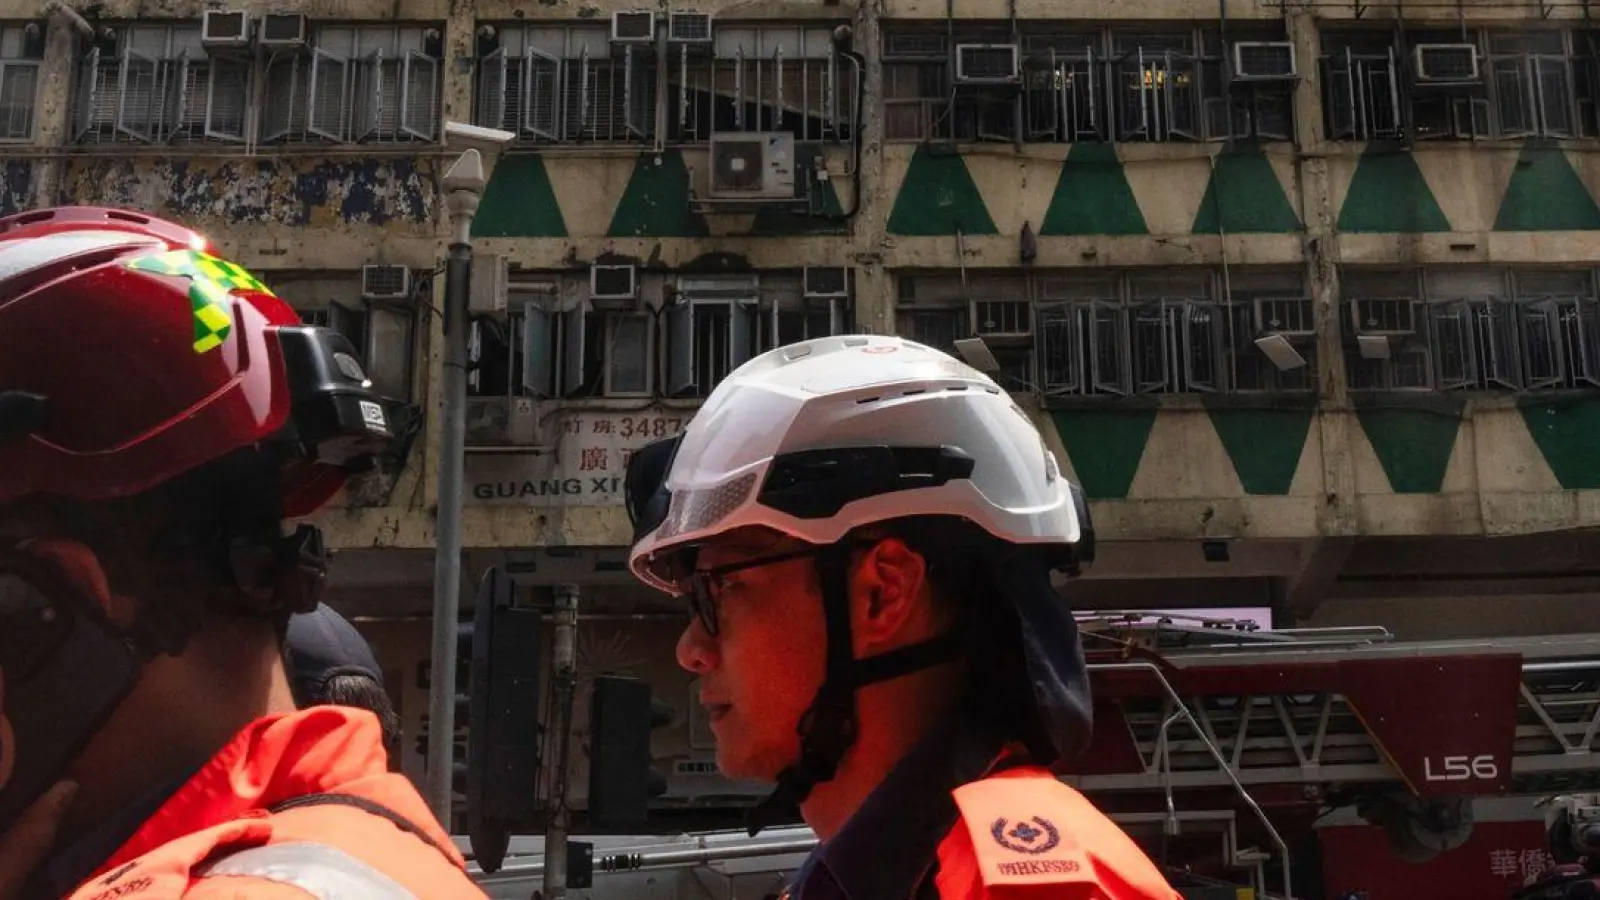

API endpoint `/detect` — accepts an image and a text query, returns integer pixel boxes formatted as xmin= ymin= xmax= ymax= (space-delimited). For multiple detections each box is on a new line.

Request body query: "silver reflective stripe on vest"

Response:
xmin=196 ymin=842 xmax=419 ymax=900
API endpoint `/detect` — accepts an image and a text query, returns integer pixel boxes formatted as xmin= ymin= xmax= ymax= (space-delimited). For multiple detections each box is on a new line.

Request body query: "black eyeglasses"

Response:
xmin=679 ymin=547 xmax=822 ymax=638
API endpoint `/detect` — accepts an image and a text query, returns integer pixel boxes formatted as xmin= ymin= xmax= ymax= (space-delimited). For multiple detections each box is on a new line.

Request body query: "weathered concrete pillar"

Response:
xmin=1288 ymin=8 xmax=1358 ymax=539
xmin=28 ymin=15 xmax=81 ymax=206
xmin=850 ymin=0 xmax=896 ymax=335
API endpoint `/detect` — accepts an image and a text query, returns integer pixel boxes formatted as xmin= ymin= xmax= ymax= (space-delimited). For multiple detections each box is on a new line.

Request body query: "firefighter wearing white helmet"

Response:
xmin=625 ymin=335 xmax=1180 ymax=900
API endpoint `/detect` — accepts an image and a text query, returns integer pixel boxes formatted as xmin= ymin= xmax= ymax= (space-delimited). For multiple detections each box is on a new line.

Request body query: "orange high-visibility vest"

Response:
xmin=934 ymin=765 xmax=1182 ymax=900
xmin=60 ymin=707 xmax=487 ymax=900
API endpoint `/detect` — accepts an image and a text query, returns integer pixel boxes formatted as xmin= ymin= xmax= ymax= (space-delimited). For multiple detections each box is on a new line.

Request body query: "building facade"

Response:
xmin=5 ymin=0 xmax=1600 ymax=884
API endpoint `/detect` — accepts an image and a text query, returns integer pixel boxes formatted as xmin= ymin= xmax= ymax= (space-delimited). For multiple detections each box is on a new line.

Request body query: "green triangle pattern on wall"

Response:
xmin=1192 ymin=147 xmax=1302 ymax=234
xmin=1203 ymin=400 xmax=1317 ymax=495
xmin=608 ymin=150 xmax=708 ymax=238
xmin=1354 ymin=396 xmax=1466 ymax=494
xmin=886 ymin=146 xmax=998 ymax=236
xmin=1039 ymin=143 xmax=1148 ymax=236
xmin=749 ymin=178 xmax=848 ymax=235
xmin=1518 ymin=394 xmax=1600 ymax=490
xmin=472 ymin=154 xmax=568 ymax=238
xmin=1048 ymin=407 xmax=1158 ymax=500
xmin=1495 ymin=141 xmax=1600 ymax=232
xmin=1337 ymin=147 xmax=1451 ymax=233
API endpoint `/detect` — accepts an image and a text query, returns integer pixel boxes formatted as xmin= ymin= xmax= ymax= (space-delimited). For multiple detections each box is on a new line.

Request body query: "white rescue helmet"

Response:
xmin=628 ymin=334 xmax=1091 ymax=587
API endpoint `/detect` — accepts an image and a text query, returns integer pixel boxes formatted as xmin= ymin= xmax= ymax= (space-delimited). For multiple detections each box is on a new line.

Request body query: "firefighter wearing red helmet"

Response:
xmin=0 ymin=207 xmax=486 ymax=900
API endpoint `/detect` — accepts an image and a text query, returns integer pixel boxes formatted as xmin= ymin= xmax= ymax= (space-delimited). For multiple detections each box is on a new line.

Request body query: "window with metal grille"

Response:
xmin=72 ymin=24 xmax=251 ymax=144
xmin=669 ymin=24 xmax=857 ymax=143
xmin=0 ymin=25 xmax=43 ymax=142
xmin=476 ymin=24 xmax=654 ymax=143
xmin=474 ymin=270 xmax=852 ymax=402
xmin=884 ymin=24 xmax=1292 ymax=144
xmin=1324 ymin=28 xmax=1594 ymax=141
xmin=896 ymin=268 xmax=1311 ymax=398
xmin=1344 ymin=268 xmax=1600 ymax=393
xmin=666 ymin=278 xmax=760 ymax=399
xmin=259 ymin=24 xmax=441 ymax=145
xmin=470 ymin=276 xmax=650 ymax=401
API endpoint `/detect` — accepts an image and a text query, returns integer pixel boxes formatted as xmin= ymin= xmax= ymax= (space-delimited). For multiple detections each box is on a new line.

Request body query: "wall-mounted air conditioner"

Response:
xmin=803 ymin=266 xmax=849 ymax=299
xmin=668 ymin=12 xmax=713 ymax=43
xmin=591 ymin=264 xmax=639 ymax=301
xmin=708 ymin=132 xmax=796 ymax=200
xmin=611 ymin=11 xmax=656 ymax=44
xmin=1412 ymin=44 xmax=1479 ymax=84
xmin=1253 ymin=296 xmax=1314 ymax=336
xmin=1349 ymin=297 xmax=1417 ymax=336
xmin=257 ymin=13 xmax=308 ymax=50
xmin=470 ymin=255 xmax=510 ymax=315
xmin=201 ymin=10 xmax=251 ymax=51
xmin=361 ymin=265 xmax=413 ymax=302
xmin=1231 ymin=41 xmax=1298 ymax=80
xmin=955 ymin=44 xmax=1019 ymax=83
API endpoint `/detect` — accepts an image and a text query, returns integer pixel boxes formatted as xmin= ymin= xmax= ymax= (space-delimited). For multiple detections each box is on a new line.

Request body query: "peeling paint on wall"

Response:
xmin=56 ymin=157 xmax=438 ymax=229
xmin=1 ymin=161 xmax=29 ymax=216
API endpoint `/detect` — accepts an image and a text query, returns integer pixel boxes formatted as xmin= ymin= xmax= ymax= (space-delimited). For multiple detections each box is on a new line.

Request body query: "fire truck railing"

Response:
xmin=1072 ymin=632 xmax=1600 ymax=798
xmin=1091 ymin=661 xmax=1294 ymax=900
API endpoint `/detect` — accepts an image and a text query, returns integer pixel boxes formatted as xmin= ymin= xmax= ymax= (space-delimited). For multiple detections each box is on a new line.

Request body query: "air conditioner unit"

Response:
xmin=1253 ymin=296 xmax=1314 ymax=336
xmin=200 ymin=10 xmax=251 ymax=50
xmin=257 ymin=13 xmax=307 ymax=50
xmin=1231 ymin=41 xmax=1297 ymax=80
xmin=708 ymin=132 xmax=796 ymax=200
xmin=591 ymin=264 xmax=639 ymax=301
xmin=803 ymin=266 xmax=849 ymax=299
xmin=954 ymin=44 xmax=1020 ymax=83
xmin=611 ymin=11 xmax=656 ymax=44
xmin=470 ymin=255 xmax=510 ymax=315
xmin=668 ymin=12 xmax=713 ymax=43
xmin=361 ymin=265 xmax=413 ymax=302
xmin=1412 ymin=43 xmax=1479 ymax=83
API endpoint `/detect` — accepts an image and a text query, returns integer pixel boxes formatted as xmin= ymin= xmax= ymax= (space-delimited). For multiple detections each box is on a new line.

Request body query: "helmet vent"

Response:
xmin=853 ymin=384 xmax=986 ymax=407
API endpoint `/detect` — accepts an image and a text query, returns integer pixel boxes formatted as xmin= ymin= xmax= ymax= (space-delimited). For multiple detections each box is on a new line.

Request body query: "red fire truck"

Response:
xmin=1071 ymin=613 xmax=1600 ymax=900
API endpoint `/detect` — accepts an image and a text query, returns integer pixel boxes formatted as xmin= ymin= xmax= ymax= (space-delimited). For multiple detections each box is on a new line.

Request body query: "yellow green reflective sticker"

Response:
xmin=123 ymin=250 xmax=277 ymax=354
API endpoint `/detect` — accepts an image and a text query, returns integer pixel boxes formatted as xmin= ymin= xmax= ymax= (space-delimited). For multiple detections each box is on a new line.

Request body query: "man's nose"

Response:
xmin=675 ymin=616 xmax=717 ymax=674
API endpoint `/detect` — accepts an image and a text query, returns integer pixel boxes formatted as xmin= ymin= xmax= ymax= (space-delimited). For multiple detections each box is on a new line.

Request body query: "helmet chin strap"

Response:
xmin=744 ymin=546 xmax=964 ymax=837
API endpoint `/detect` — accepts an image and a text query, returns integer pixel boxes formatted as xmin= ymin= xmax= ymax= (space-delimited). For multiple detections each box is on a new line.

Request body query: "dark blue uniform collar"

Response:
xmin=790 ymin=708 xmax=1006 ymax=900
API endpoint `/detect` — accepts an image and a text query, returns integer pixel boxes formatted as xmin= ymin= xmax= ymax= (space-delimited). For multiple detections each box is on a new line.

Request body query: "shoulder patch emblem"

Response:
xmin=990 ymin=816 xmax=1060 ymax=855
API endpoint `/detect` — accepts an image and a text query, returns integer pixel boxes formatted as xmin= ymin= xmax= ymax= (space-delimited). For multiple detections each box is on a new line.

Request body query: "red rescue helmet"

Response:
xmin=0 ymin=206 xmax=395 ymax=516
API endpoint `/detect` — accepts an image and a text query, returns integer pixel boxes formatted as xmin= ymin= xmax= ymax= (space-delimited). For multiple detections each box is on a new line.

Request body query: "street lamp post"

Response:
xmin=426 ymin=122 xmax=514 ymax=824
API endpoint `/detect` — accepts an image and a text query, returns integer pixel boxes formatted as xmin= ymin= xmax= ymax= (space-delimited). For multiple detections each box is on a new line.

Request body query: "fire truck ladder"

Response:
xmin=1073 ymin=614 xmax=1600 ymax=872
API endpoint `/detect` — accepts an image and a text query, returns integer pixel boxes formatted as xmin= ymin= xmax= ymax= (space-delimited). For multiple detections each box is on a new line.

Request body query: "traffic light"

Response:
xmin=457 ymin=566 xmax=545 ymax=874
xmin=587 ymin=674 xmax=673 ymax=831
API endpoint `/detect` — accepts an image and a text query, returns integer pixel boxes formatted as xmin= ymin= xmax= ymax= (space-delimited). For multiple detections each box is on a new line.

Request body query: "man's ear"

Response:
xmin=848 ymin=538 xmax=931 ymax=654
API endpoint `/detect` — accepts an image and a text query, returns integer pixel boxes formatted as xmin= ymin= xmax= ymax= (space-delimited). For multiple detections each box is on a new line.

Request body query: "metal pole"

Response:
xmin=425 ymin=149 xmax=486 ymax=824
xmin=543 ymin=584 xmax=581 ymax=900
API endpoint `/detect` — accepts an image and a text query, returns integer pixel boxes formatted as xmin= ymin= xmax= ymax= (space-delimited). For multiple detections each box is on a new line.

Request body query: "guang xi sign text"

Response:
xmin=467 ymin=412 xmax=687 ymax=507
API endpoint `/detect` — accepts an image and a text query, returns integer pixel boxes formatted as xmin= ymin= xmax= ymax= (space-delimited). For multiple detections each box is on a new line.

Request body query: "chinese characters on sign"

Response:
xmin=1489 ymin=847 xmax=1559 ymax=884
xmin=467 ymin=411 xmax=688 ymax=507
